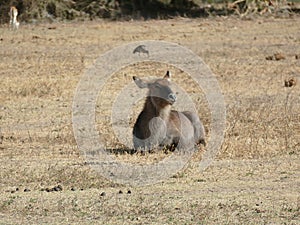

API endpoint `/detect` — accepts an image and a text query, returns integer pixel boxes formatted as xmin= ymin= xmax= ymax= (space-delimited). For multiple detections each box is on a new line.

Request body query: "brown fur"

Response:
xmin=132 ymin=71 xmax=205 ymax=152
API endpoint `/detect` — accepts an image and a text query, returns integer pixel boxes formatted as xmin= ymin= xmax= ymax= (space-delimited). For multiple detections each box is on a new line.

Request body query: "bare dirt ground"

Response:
xmin=0 ymin=15 xmax=299 ymax=224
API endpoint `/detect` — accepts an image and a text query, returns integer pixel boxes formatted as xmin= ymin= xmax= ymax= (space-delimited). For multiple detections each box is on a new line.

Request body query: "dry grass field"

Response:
xmin=0 ymin=15 xmax=299 ymax=224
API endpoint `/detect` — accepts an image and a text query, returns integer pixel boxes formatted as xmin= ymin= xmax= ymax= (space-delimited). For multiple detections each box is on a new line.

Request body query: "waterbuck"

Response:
xmin=132 ymin=71 xmax=206 ymax=152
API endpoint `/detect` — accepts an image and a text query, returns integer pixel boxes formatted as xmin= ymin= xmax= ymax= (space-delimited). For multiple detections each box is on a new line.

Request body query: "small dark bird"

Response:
xmin=133 ymin=45 xmax=149 ymax=56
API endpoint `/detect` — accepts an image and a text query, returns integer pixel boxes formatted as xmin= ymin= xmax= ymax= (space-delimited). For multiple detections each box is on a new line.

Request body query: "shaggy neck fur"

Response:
xmin=144 ymin=96 xmax=171 ymax=120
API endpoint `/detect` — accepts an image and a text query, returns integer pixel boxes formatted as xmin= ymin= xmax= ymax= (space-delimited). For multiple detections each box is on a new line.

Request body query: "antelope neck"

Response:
xmin=145 ymin=97 xmax=171 ymax=120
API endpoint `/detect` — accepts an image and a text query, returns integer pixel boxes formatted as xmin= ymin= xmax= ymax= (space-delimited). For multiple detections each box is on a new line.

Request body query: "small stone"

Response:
xmin=265 ymin=55 xmax=273 ymax=60
xmin=71 ymin=187 xmax=76 ymax=191
xmin=53 ymin=186 xmax=62 ymax=192
xmin=127 ymin=190 xmax=131 ymax=194
xmin=24 ymin=188 xmax=30 ymax=192
xmin=118 ymin=190 xmax=123 ymax=194
xmin=100 ymin=192 xmax=106 ymax=196
xmin=274 ymin=53 xmax=285 ymax=61
xmin=284 ymin=77 xmax=297 ymax=87
xmin=55 ymin=185 xmax=63 ymax=191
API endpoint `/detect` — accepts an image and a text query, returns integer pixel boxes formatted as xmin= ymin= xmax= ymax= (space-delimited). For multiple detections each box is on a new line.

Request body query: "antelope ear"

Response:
xmin=133 ymin=76 xmax=148 ymax=89
xmin=163 ymin=71 xmax=171 ymax=81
